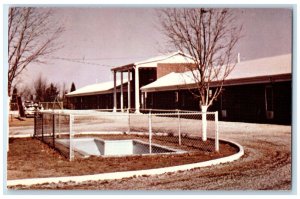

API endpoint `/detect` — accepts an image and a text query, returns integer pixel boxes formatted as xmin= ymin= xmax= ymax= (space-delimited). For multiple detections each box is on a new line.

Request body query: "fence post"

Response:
xmin=52 ymin=114 xmax=55 ymax=148
xmin=201 ymin=105 xmax=208 ymax=141
xmin=178 ymin=110 xmax=181 ymax=145
xmin=34 ymin=112 xmax=36 ymax=137
xmin=127 ymin=109 xmax=131 ymax=134
xmin=148 ymin=112 xmax=152 ymax=154
xmin=215 ymin=111 xmax=219 ymax=152
xmin=69 ymin=114 xmax=74 ymax=161
xmin=58 ymin=110 xmax=61 ymax=138
xmin=41 ymin=114 xmax=44 ymax=141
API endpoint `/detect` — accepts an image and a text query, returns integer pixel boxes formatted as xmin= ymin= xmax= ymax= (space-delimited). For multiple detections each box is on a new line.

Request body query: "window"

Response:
xmin=265 ymin=86 xmax=274 ymax=111
xmin=175 ymin=91 xmax=179 ymax=103
xmin=265 ymin=85 xmax=274 ymax=119
xmin=181 ymin=92 xmax=185 ymax=107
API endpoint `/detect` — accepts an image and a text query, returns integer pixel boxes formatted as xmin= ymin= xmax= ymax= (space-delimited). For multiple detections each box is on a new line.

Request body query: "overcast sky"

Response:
xmin=16 ymin=7 xmax=292 ymax=91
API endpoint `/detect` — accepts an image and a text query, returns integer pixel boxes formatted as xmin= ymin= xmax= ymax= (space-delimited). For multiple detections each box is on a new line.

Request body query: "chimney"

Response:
xmin=237 ymin=53 xmax=241 ymax=63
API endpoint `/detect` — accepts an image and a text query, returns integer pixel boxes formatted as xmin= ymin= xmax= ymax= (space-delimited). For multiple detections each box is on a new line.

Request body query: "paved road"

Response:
xmin=12 ymin=121 xmax=292 ymax=190
xmin=9 ymin=126 xmax=34 ymax=137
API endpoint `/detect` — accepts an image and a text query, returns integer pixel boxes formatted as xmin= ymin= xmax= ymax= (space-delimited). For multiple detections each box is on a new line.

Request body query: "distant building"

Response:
xmin=67 ymin=51 xmax=193 ymax=111
xmin=66 ymin=53 xmax=292 ymax=124
xmin=66 ymin=79 xmax=129 ymax=109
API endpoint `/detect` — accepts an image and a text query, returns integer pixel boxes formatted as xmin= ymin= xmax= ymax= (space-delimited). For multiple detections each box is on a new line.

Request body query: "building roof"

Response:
xmin=226 ymin=54 xmax=291 ymax=79
xmin=66 ymin=79 xmax=128 ymax=97
xmin=140 ymin=72 xmax=195 ymax=92
xmin=111 ymin=51 xmax=194 ymax=72
xmin=141 ymin=54 xmax=292 ymax=92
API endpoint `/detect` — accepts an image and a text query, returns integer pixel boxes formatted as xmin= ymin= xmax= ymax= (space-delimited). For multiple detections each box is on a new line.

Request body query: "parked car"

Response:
xmin=24 ymin=102 xmax=43 ymax=117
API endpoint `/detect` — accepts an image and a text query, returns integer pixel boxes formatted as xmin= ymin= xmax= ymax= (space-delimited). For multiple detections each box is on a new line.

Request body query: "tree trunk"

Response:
xmin=201 ymin=105 xmax=208 ymax=141
xmin=8 ymin=80 xmax=12 ymax=97
xmin=8 ymin=96 xmax=11 ymax=152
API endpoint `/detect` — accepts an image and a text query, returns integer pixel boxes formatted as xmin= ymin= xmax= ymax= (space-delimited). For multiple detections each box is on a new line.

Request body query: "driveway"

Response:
xmin=9 ymin=121 xmax=292 ymax=190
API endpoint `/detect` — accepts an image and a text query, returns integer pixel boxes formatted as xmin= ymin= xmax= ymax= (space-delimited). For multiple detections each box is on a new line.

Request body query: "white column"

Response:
xmin=148 ymin=112 xmax=152 ymax=154
xmin=113 ymin=71 xmax=117 ymax=112
xmin=141 ymin=92 xmax=144 ymax=109
xmin=127 ymin=70 xmax=131 ymax=110
xmin=134 ymin=66 xmax=140 ymax=113
xmin=144 ymin=92 xmax=147 ymax=109
xmin=120 ymin=71 xmax=124 ymax=112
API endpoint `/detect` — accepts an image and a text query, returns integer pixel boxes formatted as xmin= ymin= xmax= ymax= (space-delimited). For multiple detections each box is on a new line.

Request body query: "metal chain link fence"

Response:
xmin=34 ymin=112 xmax=71 ymax=159
xmin=34 ymin=109 xmax=219 ymax=161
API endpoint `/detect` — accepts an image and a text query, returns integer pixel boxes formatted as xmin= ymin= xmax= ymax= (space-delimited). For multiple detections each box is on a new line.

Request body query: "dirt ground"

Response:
xmin=7 ymin=116 xmax=292 ymax=190
xmin=7 ymin=136 xmax=237 ymax=180
xmin=9 ymin=116 xmax=34 ymax=127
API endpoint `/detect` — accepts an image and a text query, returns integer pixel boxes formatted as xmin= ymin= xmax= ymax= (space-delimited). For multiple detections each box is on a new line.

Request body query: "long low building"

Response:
xmin=66 ymin=53 xmax=292 ymax=124
xmin=66 ymin=79 xmax=130 ymax=110
xmin=140 ymin=54 xmax=291 ymax=124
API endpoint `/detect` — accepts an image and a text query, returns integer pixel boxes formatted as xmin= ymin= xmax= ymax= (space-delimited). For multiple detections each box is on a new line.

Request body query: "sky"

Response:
xmin=13 ymin=7 xmax=292 ymax=92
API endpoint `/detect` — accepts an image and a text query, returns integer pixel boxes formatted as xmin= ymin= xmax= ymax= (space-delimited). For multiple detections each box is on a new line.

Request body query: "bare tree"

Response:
xmin=33 ymin=74 xmax=48 ymax=102
xmin=8 ymin=7 xmax=64 ymax=97
xmin=60 ymin=82 xmax=67 ymax=100
xmin=158 ymin=8 xmax=242 ymax=140
xmin=18 ymin=85 xmax=33 ymax=101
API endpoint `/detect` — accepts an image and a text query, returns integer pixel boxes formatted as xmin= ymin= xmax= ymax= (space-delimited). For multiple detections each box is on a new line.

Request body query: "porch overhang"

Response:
xmin=111 ymin=63 xmax=135 ymax=72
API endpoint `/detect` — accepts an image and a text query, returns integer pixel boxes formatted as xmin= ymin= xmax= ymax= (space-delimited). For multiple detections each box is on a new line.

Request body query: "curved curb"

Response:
xmin=9 ymin=134 xmax=33 ymax=138
xmin=7 ymin=139 xmax=244 ymax=187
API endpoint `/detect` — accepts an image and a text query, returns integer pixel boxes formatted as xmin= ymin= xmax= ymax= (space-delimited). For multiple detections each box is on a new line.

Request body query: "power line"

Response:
xmin=48 ymin=56 xmax=114 ymax=67
xmin=46 ymin=54 xmax=158 ymax=67
xmin=63 ymin=56 xmax=150 ymax=61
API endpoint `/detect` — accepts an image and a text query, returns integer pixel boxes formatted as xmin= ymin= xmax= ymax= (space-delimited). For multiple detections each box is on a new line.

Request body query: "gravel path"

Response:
xmin=13 ymin=121 xmax=291 ymax=190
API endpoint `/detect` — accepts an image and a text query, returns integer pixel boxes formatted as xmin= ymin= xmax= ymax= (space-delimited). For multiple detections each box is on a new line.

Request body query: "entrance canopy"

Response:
xmin=110 ymin=51 xmax=194 ymax=112
xmin=111 ymin=51 xmax=194 ymax=72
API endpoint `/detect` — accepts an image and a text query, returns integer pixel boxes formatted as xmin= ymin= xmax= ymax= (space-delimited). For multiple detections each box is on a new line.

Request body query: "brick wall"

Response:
xmin=157 ymin=63 xmax=196 ymax=78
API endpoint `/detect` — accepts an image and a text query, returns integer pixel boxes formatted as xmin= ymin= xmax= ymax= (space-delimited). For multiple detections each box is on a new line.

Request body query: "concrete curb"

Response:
xmin=9 ymin=134 xmax=33 ymax=138
xmin=7 ymin=139 xmax=244 ymax=187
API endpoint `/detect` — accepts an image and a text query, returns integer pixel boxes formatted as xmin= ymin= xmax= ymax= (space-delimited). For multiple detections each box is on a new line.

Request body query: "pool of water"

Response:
xmin=56 ymin=138 xmax=186 ymax=157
